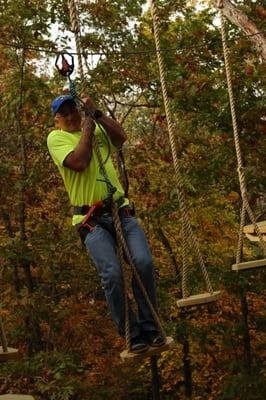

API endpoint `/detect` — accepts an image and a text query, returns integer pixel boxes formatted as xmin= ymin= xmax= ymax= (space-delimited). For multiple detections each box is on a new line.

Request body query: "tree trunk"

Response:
xmin=157 ymin=225 xmax=181 ymax=283
xmin=239 ymin=286 xmax=252 ymax=374
xmin=180 ymin=309 xmax=192 ymax=400
xmin=212 ymin=0 xmax=266 ymax=60
xmin=16 ymin=49 xmax=42 ymax=353
xmin=151 ymin=355 xmax=161 ymax=400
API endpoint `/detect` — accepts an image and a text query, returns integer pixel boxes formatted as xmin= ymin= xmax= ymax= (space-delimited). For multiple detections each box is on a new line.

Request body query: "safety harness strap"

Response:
xmin=73 ymin=196 xmax=126 ymax=216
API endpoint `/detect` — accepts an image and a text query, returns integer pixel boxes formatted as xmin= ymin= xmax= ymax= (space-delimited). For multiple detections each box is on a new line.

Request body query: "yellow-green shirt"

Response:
xmin=47 ymin=124 xmax=128 ymax=225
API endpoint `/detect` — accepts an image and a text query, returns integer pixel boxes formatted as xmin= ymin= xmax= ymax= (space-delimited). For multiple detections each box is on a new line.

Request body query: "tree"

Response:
xmin=212 ymin=0 xmax=266 ymax=60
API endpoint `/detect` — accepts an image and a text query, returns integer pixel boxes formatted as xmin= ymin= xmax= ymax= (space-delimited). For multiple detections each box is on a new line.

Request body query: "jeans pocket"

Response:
xmin=84 ymin=224 xmax=100 ymax=244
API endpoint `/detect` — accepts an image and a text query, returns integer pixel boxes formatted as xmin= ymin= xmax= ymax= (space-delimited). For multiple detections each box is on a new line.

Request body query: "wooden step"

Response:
xmin=232 ymin=258 xmax=266 ymax=271
xmin=244 ymin=232 xmax=266 ymax=242
xmin=244 ymin=221 xmax=266 ymax=241
xmin=0 ymin=396 xmax=35 ymax=400
xmin=0 ymin=347 xmax=19 ymax=362
xmin=120 ymin=336 xmax=175 ymax=363
xmin=176 ymin=291 xmax=221 ymax=307
xmin=243 ymin=220 xmax=266 ymax=234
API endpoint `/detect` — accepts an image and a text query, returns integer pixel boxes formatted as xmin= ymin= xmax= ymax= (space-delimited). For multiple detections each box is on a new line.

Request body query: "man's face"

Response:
xmin=55 ymin=101 xmax=81 ymax=132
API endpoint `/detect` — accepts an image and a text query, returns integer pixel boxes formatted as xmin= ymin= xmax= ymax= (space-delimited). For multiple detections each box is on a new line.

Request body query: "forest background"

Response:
xmin=0 ymin=0 xmax=265 ymax=399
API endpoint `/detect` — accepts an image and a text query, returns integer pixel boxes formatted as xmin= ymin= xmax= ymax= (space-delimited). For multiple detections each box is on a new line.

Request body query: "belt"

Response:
xmin=73 ymin=196 xmax=126 ymax=216
xmin=73 ymin=204 xmax=110 ymax=216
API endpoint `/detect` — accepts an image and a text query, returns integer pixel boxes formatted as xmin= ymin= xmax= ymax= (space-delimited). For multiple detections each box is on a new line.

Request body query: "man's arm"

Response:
xmin=83 ymin=97 xmax=127 ymax=148
xmin=63 ymin=117 xmax=95 ymax=172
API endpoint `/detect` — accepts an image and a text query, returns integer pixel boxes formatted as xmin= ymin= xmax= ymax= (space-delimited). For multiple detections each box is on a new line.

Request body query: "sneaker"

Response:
xmin=142 ymin=330 xmax=166 ymax=347
xmin=130 ymin=335 xmax=148 ymax=354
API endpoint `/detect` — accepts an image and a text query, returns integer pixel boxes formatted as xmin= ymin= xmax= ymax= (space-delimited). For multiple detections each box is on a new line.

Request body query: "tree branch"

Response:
xmin=212 ymin=0 xmax=266 ymax=60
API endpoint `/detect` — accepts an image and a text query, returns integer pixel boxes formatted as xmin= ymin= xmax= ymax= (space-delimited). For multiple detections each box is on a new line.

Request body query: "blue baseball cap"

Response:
xmin=51 ymin=95 xmax=76 ymax=114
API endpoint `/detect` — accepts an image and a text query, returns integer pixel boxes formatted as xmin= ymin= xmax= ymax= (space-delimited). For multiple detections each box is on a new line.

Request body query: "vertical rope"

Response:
xmin=181 ymin=217 xmax=189 ymax=298
xmin=111 ymin=203 xmax=166 ymax=340
xmin=218 ymin=2 xmax=266 ymax=255
xmin=115 ymin=230 xmax=131 ymax=350
xmin=236 ymin=204 xmax=246 ymax=264
xmin=68 ymin=0 xmax=166 ymax=344
xmin=0 ymin=316 xmax=8 ymax=352
xmin=150 ymin=0 xmax=213 ymax=294
xmin=68 ymin=0 xmax=86 ymax=93
xmin=68 ymin=0 xmax=129 ymax=196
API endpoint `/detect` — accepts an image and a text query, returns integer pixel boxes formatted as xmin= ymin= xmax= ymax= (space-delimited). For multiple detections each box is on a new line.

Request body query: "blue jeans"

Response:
xmin=84 ymin=214 xmax=158 ymax=338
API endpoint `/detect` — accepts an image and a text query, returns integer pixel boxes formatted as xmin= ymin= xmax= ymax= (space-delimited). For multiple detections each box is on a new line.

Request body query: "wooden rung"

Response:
xmin=243 ymin=221 xmax=266 ymax=235
xmin=0 ymin=396 xmax=35 ymax=400
xmin=244 ymin=233 xmax=266 ymax=242
xmin=176 ymin=291 xmax=221 ymax=307
xmin=232 ymin=258 xmax=266 ymax=271
xmin=120 ymin=336 xmax=175 ymax=363
xmin=0 ymin=347 xmax=19 ymax=362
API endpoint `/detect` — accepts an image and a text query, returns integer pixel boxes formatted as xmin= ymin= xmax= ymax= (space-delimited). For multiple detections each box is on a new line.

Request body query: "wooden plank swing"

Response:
xmin=120 ymin=336 xmax=175 ymax=362
xmin=218 ymin=5 xmax=266 ymax=273
xmin=243 ymin=221 xmax=266 ymax=242
xmin=0 ymin=318 xmax=34 ymax=398
xmin=150 ymin=0 xmax=221 ymax=309
xmin=0 ymin=316 xmax=18 ymax=362
xmin=231 ymin=216 xmax=266 ymax=272
xmin=0 ymin=396 xmax=35 ymax=400
xmin=176 ymin=291 xmax=221 ymax=308
xmin=232 ymin=258 xmax=266 ymax=272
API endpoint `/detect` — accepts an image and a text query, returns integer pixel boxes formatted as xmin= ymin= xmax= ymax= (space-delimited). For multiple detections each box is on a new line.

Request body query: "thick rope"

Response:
xmin=236 ymin=204 xmax=246 ymax=264
xmin=181 ymin=217 xmax=189 ymax=298
xmin=0 ymin=316 xmax=8 ymax=352
xmin=68 ymin=0 xmax=166 ymax=348
xmin=150 ymin=0 xmax=213 ymax=296
xmin=68 ymin=0 xmax=86 ymax=92
xmin=69 ymin=0 xmax=129 ymax=196
xmin=111 ymin=203 xmax=166 ymax=340
xmin=218 ymin=2 xmax=266 ymax=256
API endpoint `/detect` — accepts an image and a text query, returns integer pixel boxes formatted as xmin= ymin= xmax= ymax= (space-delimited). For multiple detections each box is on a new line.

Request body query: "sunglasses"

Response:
xmin=57 ymin=106 xmax=79 ymax=118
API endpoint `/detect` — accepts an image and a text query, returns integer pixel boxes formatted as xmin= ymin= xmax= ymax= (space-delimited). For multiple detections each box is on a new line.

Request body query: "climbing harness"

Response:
xmin=150 ymin=0 xmax=220 ymax=307
xmin=54 ymin=0 xmax=175 ymax=361
xmin=218 ymin=1 xmax=266 ymax=271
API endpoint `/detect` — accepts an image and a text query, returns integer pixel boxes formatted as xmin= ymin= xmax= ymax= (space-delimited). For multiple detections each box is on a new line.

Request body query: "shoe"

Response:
xmin=142 ymin=330 xmax=166 ymax=347
xmin=130 ymin=335 xmax=149 ymax=354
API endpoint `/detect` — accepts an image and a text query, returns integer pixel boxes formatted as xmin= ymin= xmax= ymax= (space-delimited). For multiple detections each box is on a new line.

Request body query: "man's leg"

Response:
xmin=121 ymin=215 xmax=159 ymax=332
xmin=83 ymin=220 xmax=140 ymax=339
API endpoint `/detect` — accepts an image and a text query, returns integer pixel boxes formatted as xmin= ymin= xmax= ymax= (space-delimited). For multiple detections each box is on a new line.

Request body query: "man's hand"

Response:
xmin=81 ymin=96 xmax=97 ymax=115
xmin=82 ymin=115 xmax=95 ymax=132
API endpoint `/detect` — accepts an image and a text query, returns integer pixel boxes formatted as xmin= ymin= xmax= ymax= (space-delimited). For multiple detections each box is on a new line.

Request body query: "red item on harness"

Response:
xmin=78 ymin=200 xmax=103 ymax=232
xmin=55 ymin=53 xmax=74 ymax=77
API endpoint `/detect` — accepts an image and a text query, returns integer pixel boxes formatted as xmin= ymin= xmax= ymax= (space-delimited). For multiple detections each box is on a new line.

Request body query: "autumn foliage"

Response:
xmin=0 ymin=1 xmax=265 ymax=399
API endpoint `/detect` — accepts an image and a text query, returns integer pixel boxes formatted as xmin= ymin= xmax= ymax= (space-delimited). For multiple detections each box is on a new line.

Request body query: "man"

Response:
xmin=47 ymin=94 xmax=165 ymax=353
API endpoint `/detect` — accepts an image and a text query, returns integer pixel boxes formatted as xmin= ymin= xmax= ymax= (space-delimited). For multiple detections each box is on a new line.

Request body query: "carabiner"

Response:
xmin=55 ymin=52 xmax=74 ymax=77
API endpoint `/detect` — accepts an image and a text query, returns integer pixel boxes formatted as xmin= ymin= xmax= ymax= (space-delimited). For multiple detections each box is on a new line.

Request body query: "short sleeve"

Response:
xmin=47 ymin=130 xmax=75 ymax=167
xmin=95 ymin=124 xmax=117 ymax=154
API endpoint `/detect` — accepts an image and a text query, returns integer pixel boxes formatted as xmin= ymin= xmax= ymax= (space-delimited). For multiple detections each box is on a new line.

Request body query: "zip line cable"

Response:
xmin=0 ymin=30 xmax=264 ymax=58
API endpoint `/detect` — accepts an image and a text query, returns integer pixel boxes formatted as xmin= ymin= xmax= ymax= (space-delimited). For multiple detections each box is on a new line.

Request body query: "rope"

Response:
xmin=68 ymin=0 xmax=86 ymax=92
xmin=181 ymin=217 xmax=189 ymax=298
xmin=0 ymin=315 xmax=8 ymax=352
xmin=68 ymin=0 xmax=166 ymax=350
xmin=68 ymin=1 xmax=129 ymax=196
xmin=150 ymin=0 xmax=214 ymax=297
xmin=218 ymin=2 xmax=266 ymax=256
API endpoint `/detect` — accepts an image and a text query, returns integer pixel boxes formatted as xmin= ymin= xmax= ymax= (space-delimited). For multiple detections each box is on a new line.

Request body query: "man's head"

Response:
xmin=51 ymin=95 xmax=81 ymax=132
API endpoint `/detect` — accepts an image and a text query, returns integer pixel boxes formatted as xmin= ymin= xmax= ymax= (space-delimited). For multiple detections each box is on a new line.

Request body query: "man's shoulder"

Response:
xmin=47 ymin=129 xmax=77 ymax=146
xmin=47 ymin=129 xmax=62 ymax=143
